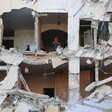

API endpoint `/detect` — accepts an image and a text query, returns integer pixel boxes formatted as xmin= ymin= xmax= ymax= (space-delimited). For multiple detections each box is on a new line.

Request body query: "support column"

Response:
xmin=93 ymin=21 xmax=98 ymax=48
xmin=95 ymin=60 xmax=99 ymax=82
xmin=0 ymin=17 xmax=3 ymax=47
xmin=68 ymin=13 xmax=81 ymax=105
xmin=92 ymin=20 xmax=99 ymax=82
xmin=34 ymin=12 xmax=39 ymax=52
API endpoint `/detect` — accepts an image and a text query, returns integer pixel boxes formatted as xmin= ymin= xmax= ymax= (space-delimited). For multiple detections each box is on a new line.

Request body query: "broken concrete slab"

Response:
xmin=65 ymin=104 xmax=103 ymax=112
xmin=45 ymin=104 xmax=60 ymax=112
xmin=87 ymin=85 xmax=112 ymax=100
xmin=85 ymin=77 xmax=112 ymax=91
xmin=0 ymin=66 xmax=18 ymax=89
xmin=51 ymin=57 xmax=62 ymax=68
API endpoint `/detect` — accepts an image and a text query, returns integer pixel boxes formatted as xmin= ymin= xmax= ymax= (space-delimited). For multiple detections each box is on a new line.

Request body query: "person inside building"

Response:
xmin=52 ymin=37 xmax=61 ymax=51
xmin=26 ymin=45 xmax=30 ymax=51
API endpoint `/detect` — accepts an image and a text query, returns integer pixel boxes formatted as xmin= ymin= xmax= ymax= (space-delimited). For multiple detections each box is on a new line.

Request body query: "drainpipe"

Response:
xmin=93 ymin=20 xmax=99 ymax=82
xmin=34 ymin=12 xmax=39 ymax=52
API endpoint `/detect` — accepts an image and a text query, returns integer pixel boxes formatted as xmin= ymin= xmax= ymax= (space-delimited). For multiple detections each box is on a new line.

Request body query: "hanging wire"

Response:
xmin=73 ymin=0 xmax=87 ymax=17
xmin=98 ymin=67 xmax=112 ymax=74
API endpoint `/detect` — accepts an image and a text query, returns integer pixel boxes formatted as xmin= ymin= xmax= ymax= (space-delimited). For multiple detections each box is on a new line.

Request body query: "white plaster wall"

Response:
xmin=14 ymin=30 xmax=34 ymax=50
xmin=0 ymin=0 xmax=110 ymax=21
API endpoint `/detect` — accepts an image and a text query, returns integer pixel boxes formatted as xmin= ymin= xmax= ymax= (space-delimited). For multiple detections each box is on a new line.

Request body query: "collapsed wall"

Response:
xmin=0 ymin=48 xmax=68 ymax=112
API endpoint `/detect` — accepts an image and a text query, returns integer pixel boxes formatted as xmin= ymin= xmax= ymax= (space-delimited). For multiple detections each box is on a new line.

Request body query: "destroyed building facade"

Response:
xmin=0 ymin=0 xmax=112 ymax=112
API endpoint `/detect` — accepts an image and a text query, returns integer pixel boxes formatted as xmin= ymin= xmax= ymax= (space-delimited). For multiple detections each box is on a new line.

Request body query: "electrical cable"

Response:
xmin=98 ymin=67 xmax=112 ymax=74
xmin=73 ymin=0 xmax=87 ymax=17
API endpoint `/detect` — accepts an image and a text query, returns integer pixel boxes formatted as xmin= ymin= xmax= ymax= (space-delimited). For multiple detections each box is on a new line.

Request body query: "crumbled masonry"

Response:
xmin=0 ymin=43 xmax=112 ymax=112
xmin=0 ymin=0 xmax=112 ymax=111
xmin=0 ymin=48 xmax=67 ymax=112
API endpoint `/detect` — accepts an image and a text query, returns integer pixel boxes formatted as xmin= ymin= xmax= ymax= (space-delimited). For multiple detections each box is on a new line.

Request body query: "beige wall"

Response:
xmin=3 ymin=22 xmax=67 ymax=50
xmin=3 ymin=29 xmax=34 ymax=50
xmin=0 ymin=70 xmax=55 ymax=94
xmin=41 ymin=23 xmax=67 ymax=33
xmin=23 ymin=74 xmax=55 ymax=94
xmin=14 ymin=30 xmax=34 ymax=50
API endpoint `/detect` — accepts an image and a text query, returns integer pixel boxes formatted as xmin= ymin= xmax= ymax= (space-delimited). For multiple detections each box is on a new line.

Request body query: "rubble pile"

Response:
xmin=0 ymin=48 xmax=66 ymax=112
xmin=65 ymin=85 xmax=112 ymax=112
xmin=0 ymin=89 xmax=49 ymax=112
xmin=54 ymin=38 xmax=112 ymax=61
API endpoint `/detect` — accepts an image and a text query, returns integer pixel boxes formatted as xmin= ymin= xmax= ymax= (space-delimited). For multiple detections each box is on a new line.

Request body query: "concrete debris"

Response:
xmin=0 ymin=48 xmax=66 ymax=112
xmin=87 ymin=85 xmax=112 ymax=100
xmin=0 ymin=66 xmax=18 ymax=90
xmin=0 ymin=48 xmax=24 ymax=66
xmin=23 ymin=51 xmax=67 ymax=67
xmin=65 ymin=85 xmax=112 ymax=112
xmin=73 ymin=38 xmax=112 ymax=60
xmin=65 ymin=104 xmax=103 ymax=112
xmin=104 ymin=59 xmax=112 ymax=66
xmin=85 ymin=77 xmax=112 ymax=91
xmin=51 ymin=57 xmax=62 ymax=68
xmin=108 ymin=36 xmax=112 ymax=46
xmin=86 ymin=59 xmax=92 ymax=64
xmin=85 ymin=82 xmax=96 ymax=92
xmin=23 ymin=48 xmax=68 ymax=67
xmin=45 ymin=104 xmax=60 ymax=112
xmin=37 ymin=50 xmax=46 ymax=55
xmin=56 ymin=46 xmax=64 ymax=55
xmin=0 ymin=89 xmax=50 ymax=112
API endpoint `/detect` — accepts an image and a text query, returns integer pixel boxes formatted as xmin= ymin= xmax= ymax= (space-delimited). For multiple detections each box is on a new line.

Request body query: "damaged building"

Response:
xmin=0 ymin=0 xmax=112 ymax=112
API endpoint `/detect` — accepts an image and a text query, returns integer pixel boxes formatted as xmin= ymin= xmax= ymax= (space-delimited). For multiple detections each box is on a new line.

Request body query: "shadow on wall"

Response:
xmin=41 ymin=29 xmax=67 ymax=52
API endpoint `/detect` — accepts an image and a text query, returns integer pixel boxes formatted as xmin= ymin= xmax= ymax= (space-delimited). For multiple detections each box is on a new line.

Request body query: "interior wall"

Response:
xmin=80 ymin=70 xmax=94 ymax=98
xmin=23 ymin=73 xmax=55 ymax=94
xmin=41 ymin=23 xmax=67 ymax=33
xmin=0 ymin=71 xmax=6 ymax=82
xmin=40 ymin=13 xmax=67 ymax=33
xmin=55 ymin=72 xmax=68 ymax=101
xmin=99 ymin=72 xmax=112 ymax=86
xmin=3 ymin=29 xmax=34 ymax=50
xmin=14 ymin=30 xmax=34 ymax=50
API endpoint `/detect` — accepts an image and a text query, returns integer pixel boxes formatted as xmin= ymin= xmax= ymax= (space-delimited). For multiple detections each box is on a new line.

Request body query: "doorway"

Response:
xmin=43 ymin=88 xmax=54 ymax=97
xmin=40 ymin=13 xmax=68 ymax=52
xmin=3 ymin=40 xmax=14 ymax=49
xmin=42 ymin=30 xmax=67 ymax=52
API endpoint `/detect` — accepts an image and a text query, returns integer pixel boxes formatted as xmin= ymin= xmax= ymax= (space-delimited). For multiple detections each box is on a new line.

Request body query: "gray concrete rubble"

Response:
xmin=1 ymin=39 xmax=112 ymax=111
xmin=0 ymin=48 xmax=68 ymax=112
xmin=65 ymin=85 xmax=112 ymax=112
